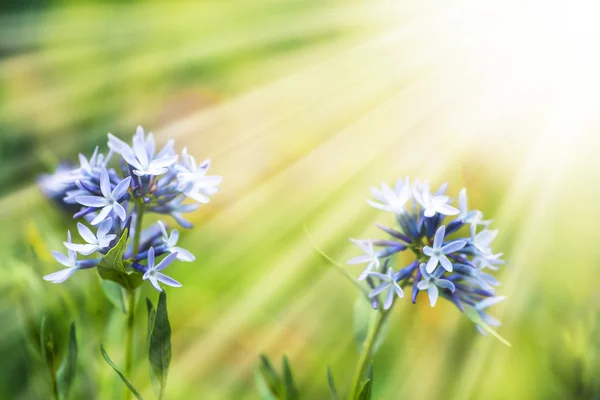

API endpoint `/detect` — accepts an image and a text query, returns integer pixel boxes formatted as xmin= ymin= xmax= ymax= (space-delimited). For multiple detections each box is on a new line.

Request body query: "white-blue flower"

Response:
xmin=413 ymin=181 xmax=459 ymax=218
xmin=143 ymin=247 xmax=182 ymax=292
xmin=44 ymin=232 xmax=80 ymax=283
xmin=158 ymin=221 xmax=195 ymax=262
xmin=473 ymin=252 xmax=504 ymax=271
xmin=175 ymin=147 xmax=222 ymax=203
xmin=423 ymin=225 xmax=466 ymax=273
xmin=76 ymin=169 xmax=131 ymax=225
xmin=108 ymin=126 xmax=178 ymax=176
xmin=416 ymin=263 xmax=456 ymax=307
xmin=347 ymin=239 xmax=380 ymax=281
xmin=64 ymin=218 xmax=116 ymax=256
xmin=366 ymin=177 xmax=412 ymax=214
xmin=474 ymin=296 xmax=505 ymax=335
xmin=367 ymin=267 xmax=404 ymax=310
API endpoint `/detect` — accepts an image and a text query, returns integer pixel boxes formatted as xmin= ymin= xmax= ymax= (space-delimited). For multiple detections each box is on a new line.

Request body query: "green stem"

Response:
xmin=348 ymin=310 xmax=389 ymax=400
xmin=50 ymin=371 xmax=59 ymax=400
xmin=123 ymin=201 xmax=144 ymax=400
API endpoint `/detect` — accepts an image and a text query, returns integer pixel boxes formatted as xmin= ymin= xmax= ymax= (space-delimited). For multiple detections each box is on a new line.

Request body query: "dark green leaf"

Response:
xmin=148 ymin=291 xmax=171 ymax=400
xmin=100 ymin=344 xmax=143 ymax=400
xmin=255 ymin=369 xmax=278 ymax=400
xmin=258 ymin=354 xmax=281 ymax=396
xmin=326 ymin=365 xmax=338 ymax=400
xmin=356 ymin=379 xmax=372 ymax=400
xmin=464 ymin=306 xmax=511 ymax=347
xmin=146 ymin=298 xmax=156 ymax=347
xmin=282 ymin=355 xmax=299 ymax=400
xmin=99 ymin=278 xmax=127 ymax=314
xmin=57 ymin=323 xmax=77 ymax=399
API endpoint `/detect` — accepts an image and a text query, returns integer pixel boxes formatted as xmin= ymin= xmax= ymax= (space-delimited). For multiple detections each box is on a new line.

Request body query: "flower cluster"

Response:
xmin=42 ymin=126 xmax=221 ymax=292
xmin=348 ymin=178 xmax=505 ymax=332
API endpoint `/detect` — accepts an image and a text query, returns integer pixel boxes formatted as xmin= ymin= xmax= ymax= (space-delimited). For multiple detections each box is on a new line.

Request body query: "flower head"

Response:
xmin=348 ymin=176 xmax=506 ymax=334
xmin=41 ymin=125 xmax=221 ymax=293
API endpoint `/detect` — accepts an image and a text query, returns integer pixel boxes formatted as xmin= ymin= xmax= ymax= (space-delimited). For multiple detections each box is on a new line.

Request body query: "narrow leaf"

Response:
xmin=255 ymin=369 xmax=278 ymax=400
xmin=258 ymin=354 xmax=281 ymax=396
xmin=146 ymin=298 xmax=156 ymax=348
xmin=149 ymin=291 xmax=171 ymax=399
xmin=282 ymin=355 xmax=299 ymax=400
xmin=464 ymin=306 xmax=511 ymax=347
xmin=57 ymin=323 xmax=78 ymax=399
xmin=356 ymin=379 xmax=372 ymax=400
xmin=99 ymin=278 xmax=127 ymax=314
xmin=326 ymin=365 xmax=339 ymax=400
xmin=100 ymin=344 xmax=143 ymax=400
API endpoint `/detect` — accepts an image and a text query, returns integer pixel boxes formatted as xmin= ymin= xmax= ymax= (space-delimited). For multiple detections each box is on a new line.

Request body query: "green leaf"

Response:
xmin=356 ymin=379 xmax=372 ymax=400
xmin=97 ymin=229 xmax=143 ymax=291
xmin=326 ymin=365 xmax=339 ymax=400
xmin=353 ymin=297 xmax=388 ymax=352
xmin=282 ymin=355 xmax=299 ymax=400
xmin=258 ymin=354 xmax=281 ymax=397
xmin=146 ymin=298 xmax=156 ymax=347
xmin=255 ymin=369 xmax=278 ymax=400
xmin=98 ymin=228 xmax=129 ymax=273
xmin=57 ymin=323 xmax=77 ymax=399
xmin=464 ymin=306 xmax=511 ymax=347
xmin=99 ymin=278 xmax=127 ymax=314
xmin=148 ymin=291 xmax=171 ymax=400
xmin=99 ymin=344 xmax=143 ymax=400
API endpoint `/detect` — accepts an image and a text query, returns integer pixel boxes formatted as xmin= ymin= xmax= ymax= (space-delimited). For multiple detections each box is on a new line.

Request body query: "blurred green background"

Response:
xmin=2 ymin=0 xmax=600 ymax=399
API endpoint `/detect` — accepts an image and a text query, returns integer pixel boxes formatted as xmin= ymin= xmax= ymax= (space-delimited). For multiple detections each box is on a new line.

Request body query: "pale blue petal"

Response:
xmin=423 ymin=246 xmax=434 ymax=256
xmin=100 ymin=169 xmax=112 ymax=198
xmin=439 ymin=255 xmax=453 ymax=272
xmin=91 ymin=205 xmax=112 ymax=225
xmin=384 ymin=288 xmax=395 ymax=310
xmin=147 ymin=247 xmax=155 ymax=269
xmin=97 ymin=218 xmax=113 ymax=239
xmin=52 ymin=251 xmax=73 ymax=267
xmin=436 ymin=279 xmax=456 ymax=292
xmin=64 ymin=243 xmax=97 ymax=256
xmin=441 ymin=240 xmax=466 ymax=254
xmin=76 ymin=196 xmax=108 ymax=207
xmin=112 ymin=202 xmax=127 ymax=221
xmin=476 ymin=296 xmax=506 ymax=311
xmin=428 ymin=285 xmax=439 ymax=307
xmin=149 ymin=154 xmax=179 ymax=169
xmin=155 ymin=273 xmax=182 ymax=287
xmin=148 ymin=276 xmax=163 ymax=292
xmin=44 ymin=267 xmax=78 ymax=283
xmin=155 ymin=251 xmax=178 ymax=271
xmin=111 ymin=177 xmax=131 ymax=200
xmin=171 ymin=246 xmax=195 ymax=262
xmin=77 ymin=222 xmax=96 ymax=244
xmin=133 ymin=132 xmax=149 ymax=167
xmin=416 ymin=280 xmax=429 ymax=290
xmin=433 ymin=226 xmax=446 ymax=248
xmin=369 ymin=283 xmax=389 ymax=298
xmin=425 ymin=256 xmax=439 ymax=274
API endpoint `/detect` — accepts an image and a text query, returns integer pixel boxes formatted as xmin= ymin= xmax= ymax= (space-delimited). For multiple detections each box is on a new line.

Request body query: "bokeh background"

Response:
xmin=2 ymin=0 xmax=600 ymax=399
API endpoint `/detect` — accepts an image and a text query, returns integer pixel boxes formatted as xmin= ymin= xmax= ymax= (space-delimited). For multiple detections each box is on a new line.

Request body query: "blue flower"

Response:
xmin=367 ymin=267 xmax=404 ymax=310
xmin=416 ymin=263 xmax=456 ymax=307
xmin=108 ymin=126 xmax=178 ymax=176
xmin=64 ymin=218 xmax=116 ymax=255
xmin=150 ymin=196 xmax=200 ymax=229
xmin=423 ymin=225 xmax=466 ymax=273
xmin=472 ymin=229 xmax=498 ymax=255
xmin=175 ymin=147 xmax=222 ymax=203
xmin=142 ymin=247 xmax=182 ymax=292
xmin=366 ymin=177 xmax=412 ymax=214
xmin=75 ymin=169 xmax=131 ymax=225
xmin=347 ymin=239 xmax=380 ymax=280
xmin=158 ymin=221 xmax=195 ymax=262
